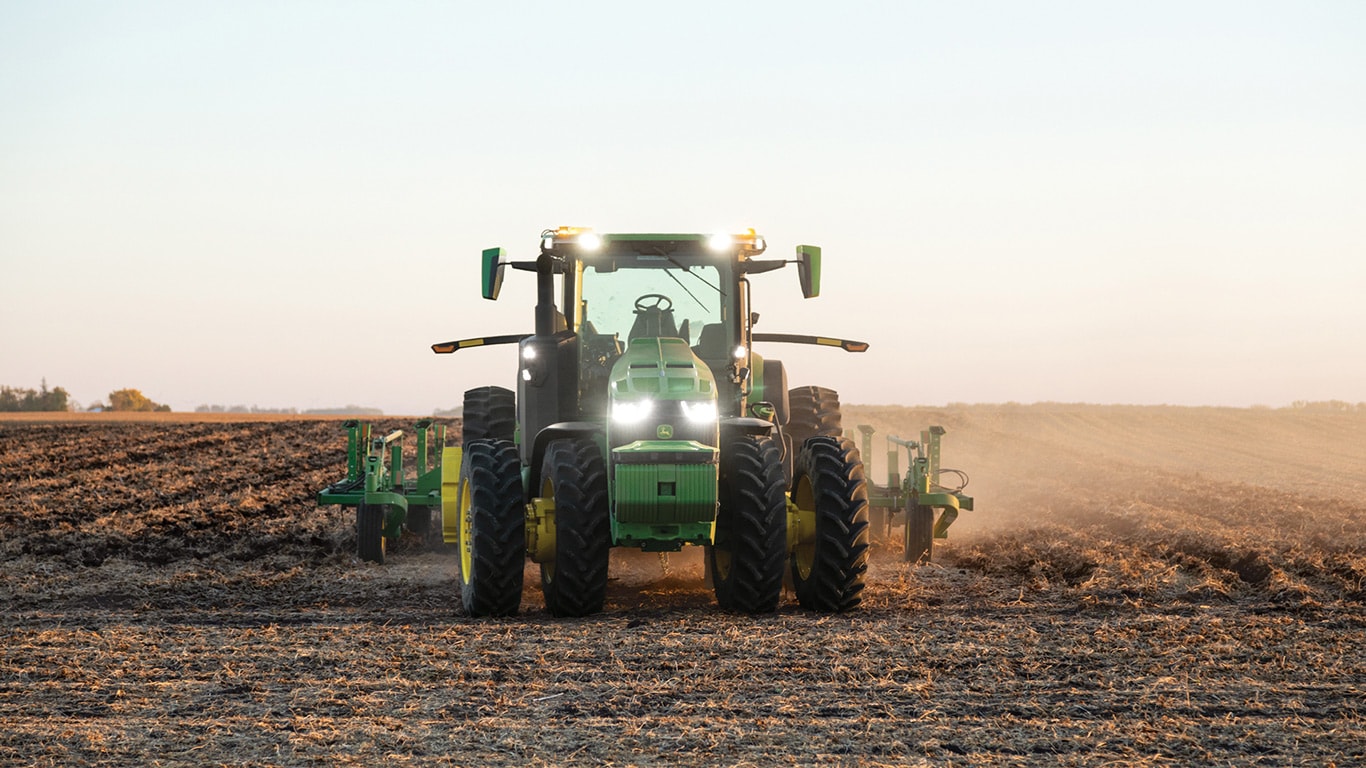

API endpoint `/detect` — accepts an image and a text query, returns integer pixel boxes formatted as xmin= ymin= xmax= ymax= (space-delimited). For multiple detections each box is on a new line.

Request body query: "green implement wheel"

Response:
xmin=905 ymin=504 xmax=935 ymax=564
xmin=357 ymin=502 xmax=386 ymax=564
xmin=789 ymin=436 xmax=870 ymax=612
xmin=461 ymin=386 xmax=516 ymax=445
xmin=711 ymin=435 xmax=787 ymax=614
xmin=869 ymin=506 xmax=891 ymax=545
xmin=539 ymin=439 xmax=611 ymax=617
xmin=457 ymin=439 xmax=525 ymax=617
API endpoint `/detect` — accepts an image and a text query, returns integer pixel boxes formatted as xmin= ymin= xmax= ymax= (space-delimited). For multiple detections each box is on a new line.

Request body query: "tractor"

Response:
xmin=434 ymin=228 xmax=873 ymax=616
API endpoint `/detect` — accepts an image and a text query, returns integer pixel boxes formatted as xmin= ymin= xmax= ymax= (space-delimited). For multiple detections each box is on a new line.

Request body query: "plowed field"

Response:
xmin=1 ymin=405 xmax=1362 ymax=766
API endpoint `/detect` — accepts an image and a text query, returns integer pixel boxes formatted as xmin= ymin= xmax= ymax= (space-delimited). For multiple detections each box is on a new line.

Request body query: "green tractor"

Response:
xmin=435 ymin=228 xmax=872 ymax=617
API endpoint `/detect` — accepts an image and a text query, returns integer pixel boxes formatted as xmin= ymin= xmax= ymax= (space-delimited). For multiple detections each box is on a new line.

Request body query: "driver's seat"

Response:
xmin=628 ymin=305 xmax=679 ymax=341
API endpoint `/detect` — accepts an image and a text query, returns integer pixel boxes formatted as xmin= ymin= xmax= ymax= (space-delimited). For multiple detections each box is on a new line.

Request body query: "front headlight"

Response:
xmin=679 ymin=400 xmax=718 ymax=423
xmin=613 ymin=399 xmax=655 ymax=424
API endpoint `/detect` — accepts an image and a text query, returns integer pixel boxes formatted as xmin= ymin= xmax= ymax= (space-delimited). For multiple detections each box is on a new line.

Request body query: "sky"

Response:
xmin=2 ymin=1 xmax=1363 ymax=413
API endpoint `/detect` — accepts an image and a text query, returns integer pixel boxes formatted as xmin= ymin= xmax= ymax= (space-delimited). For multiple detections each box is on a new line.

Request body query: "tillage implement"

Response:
xmin=856 ymin=424 xmax=974 ymax=564
xmin=317 ymin=228 xmax=969 ymax=616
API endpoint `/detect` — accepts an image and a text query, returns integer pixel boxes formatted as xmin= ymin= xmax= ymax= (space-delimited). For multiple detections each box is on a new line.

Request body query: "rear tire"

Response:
xmin=458 ymin=439 xmax=525 ymax=617
xmin=759 ymin=359 xmax=790 ymax=425
xmin=790 ymin=436 xmax=870 ymax=612
xmin=711 ymin=435 xmax=786 ymax=613
xmin=461 ymin=386 xmax=516 ymax=445
xmin=540 ymin=439 xmax=611 ymax=617
xmin=786 ymin=386 xmax=842 ymax=446
xmin=357 ymin=503 xmax=386 ymax=564
xmin=905 ymin=505 xmax=935 ymax=564
xmin=785 ymin=386 xmax=842 ymax=484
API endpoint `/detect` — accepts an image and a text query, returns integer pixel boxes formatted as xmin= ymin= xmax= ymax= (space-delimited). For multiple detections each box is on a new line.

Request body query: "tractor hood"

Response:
xmin=607 ymin=337 xmax=719 ymax=450
xmin=611 ymin=337 xmax=717 ymax=399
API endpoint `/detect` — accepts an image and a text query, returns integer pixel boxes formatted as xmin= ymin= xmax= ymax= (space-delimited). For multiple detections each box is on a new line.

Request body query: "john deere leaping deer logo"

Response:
xmin=657 ymin=424 xmax=674 ymax=439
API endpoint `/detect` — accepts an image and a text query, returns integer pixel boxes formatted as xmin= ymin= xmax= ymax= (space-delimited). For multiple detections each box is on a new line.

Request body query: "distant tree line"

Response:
xmin=1285 ymin=400 xmax=1365 ymax=412
xmin=0 ymin=380 xmax=71 ymax=412
xmin=97 ymin=388 xmax=171 ymax=412
xmin=302 ymin=405 xmax=384 ymax=416
xmin=196 ymin=404 xmax=300 ymax=414
xmin=0 ymin=383 xmax=176 ymax=412
xmin=194 ymin=404 xmax=388 ymax=415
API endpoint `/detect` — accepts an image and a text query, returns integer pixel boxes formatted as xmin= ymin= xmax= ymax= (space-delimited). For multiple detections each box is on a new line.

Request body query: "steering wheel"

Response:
xmin=634 ymin=293 xmax=673 ymax=312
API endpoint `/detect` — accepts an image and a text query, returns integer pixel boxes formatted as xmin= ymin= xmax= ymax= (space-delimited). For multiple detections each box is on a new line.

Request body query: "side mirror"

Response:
xmin=481 ymin=248 xmax=506 ymax=300
xmin=796 ymin=245 xmax=821 ymax=299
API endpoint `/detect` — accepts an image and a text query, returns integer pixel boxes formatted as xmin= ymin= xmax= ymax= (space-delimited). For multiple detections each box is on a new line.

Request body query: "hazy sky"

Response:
xmin=2 ymin=1 xmax=1363 ymax=413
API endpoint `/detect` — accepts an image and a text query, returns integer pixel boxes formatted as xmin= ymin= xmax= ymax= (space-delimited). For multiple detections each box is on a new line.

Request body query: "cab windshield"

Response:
xmin=579 ymin=259 xmax=726 ymax=348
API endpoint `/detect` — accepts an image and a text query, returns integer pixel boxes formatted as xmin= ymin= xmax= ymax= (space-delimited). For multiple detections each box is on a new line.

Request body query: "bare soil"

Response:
xmin=1 ymin=406 xmax=1362 ymax=766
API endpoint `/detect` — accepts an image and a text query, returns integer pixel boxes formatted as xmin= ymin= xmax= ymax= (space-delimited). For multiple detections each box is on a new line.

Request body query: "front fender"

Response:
xmin=527 ymin=421 xmax=604 ymax=495
xmin=719 ymin=417 xmax=775 ymax=442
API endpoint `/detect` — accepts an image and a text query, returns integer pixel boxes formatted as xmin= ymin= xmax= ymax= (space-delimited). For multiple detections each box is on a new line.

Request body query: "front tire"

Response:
xmin=790 ymin=436 xmax=870 ymax=612
xmin=711 ymin=435 xmax=786 ymax=613
xmin=540 ymin=439 xmax=611 ymax=617
xmin=458 ymin=439 xmax=525 ymax=617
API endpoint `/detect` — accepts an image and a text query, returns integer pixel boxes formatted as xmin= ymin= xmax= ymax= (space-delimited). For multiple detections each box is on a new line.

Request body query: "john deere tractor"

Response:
xmin=432 ymin=228 xmax=870 ymax=617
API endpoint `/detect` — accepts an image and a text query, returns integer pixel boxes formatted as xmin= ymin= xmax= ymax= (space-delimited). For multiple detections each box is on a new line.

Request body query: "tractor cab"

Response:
xmin=479 ymin=228 xmax=816 ymax=444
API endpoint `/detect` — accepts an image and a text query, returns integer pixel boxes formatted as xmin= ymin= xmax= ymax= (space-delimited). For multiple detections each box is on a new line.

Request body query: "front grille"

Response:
xmin=614 ymin=462 xmax=718 ymax=524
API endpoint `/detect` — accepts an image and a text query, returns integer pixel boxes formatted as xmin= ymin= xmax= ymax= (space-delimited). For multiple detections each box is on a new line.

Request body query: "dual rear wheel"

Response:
xmin=713 ymin=387 xmax=871 ymax=614
xmin=456 ymin=436 xmax=614 ymax=618
xmin=457 ymin=385 xmax=613 ymax=618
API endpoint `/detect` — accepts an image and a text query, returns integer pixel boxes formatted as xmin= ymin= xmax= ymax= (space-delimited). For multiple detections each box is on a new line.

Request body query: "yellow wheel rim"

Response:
xmin=459 ymin=470 xmax=473 ymax=584
xmin=714 ymin=537 xmax=732 ymax=581
xmin=793 ymin=475 xmax=816 ymax=579
xmin=540 ymin=476 xmax=556 ymax=582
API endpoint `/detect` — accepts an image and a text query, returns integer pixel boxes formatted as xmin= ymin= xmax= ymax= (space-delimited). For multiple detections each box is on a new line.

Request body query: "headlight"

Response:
xmin=680 ymin=400 xmax=718 ymax=423
xmin=612 ymin=400 xmax=654 ymax=424
xmin=579 ymin=232 xmax=603 ymax=251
